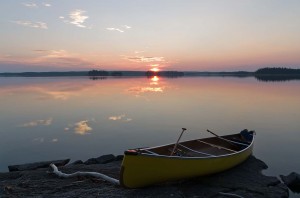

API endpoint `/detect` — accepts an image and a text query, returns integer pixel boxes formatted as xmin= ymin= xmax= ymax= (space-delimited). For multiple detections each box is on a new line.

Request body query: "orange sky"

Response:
xmin=0 ymin=1 xmax=300 ymax=72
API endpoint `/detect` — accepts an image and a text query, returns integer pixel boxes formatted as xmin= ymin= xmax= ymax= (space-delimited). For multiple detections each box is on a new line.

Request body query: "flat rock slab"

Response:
xmin=0 ymin=155 xmax=288 ymax=198
xmin=8 ymin=159 xmax=70 ymax=172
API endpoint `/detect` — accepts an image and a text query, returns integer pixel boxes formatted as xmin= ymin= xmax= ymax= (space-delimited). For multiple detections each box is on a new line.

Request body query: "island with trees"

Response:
xmin=254 ymin=67 xmax=300 ymax=81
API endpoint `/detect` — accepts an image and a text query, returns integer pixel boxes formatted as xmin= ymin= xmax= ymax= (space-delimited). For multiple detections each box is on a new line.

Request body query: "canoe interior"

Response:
xmin=138 ymin=133 xmax=252 ymax=157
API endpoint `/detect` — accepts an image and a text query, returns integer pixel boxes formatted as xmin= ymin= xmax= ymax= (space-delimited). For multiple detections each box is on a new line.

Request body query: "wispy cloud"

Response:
xmin=21 ymin=118 xmax=53 ymax=127
xmin=33 ymin=49 xmax=50 ymax=53
xmin=32 ymin=49 xmax=92 ymax=68
xmin=13 ymin=20 xmax=48 ymax=29
xmin=106 ymin=25 xmax=131 ymax=33
xmin=22 ymin=2 xmax=38 ymax=8
xmin=123 ymin=56 xmax=165 ymax=63
xmin=109 ymin=114 xmax=132 ymax=122
xmin=122 ymin=25 xmax=131 ymax=29
xmin=134 ymin=51 xmax=145 ymax=54
xmin=74 ymin=120 xmax=92 ymax=135
xmin=42 ymin=3 xmax=51 ymax=7
xmin=106 ymin=28 xmax=124 ymax=33
xmin=61 ymin=9 xmax=90 ymax=28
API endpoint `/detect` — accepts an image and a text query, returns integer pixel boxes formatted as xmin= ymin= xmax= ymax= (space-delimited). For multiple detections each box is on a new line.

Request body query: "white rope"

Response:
xmin=49 ymin=163 xmax=120 ymax=186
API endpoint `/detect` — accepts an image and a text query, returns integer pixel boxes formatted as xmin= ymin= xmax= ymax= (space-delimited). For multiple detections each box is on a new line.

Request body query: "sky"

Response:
xmin=0 ymin=0 xmax=300 ymax=72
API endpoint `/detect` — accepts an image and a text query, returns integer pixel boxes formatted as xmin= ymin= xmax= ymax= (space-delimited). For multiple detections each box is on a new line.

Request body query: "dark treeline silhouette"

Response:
xmin=88 ymin=70 xmax=109 ymax=76
xmin=254 ymin=67 xmax=300 ymax=82
xmin=146 ymin=71 xmax=184 ymax=77
xmin=87 ymin=70 xmax=184 ymax=78
xmin=0 ymin=71 xmax=88 ymax=77
xmin=255 ymin=67 xmax=300 ymax=75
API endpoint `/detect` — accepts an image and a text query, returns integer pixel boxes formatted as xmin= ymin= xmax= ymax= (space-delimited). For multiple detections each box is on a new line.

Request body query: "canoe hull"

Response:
xmin=120 ymin=135 xmax=254 ymax=188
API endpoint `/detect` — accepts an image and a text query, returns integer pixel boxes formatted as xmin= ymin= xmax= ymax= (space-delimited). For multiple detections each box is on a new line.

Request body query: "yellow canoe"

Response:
xmin=120 ymin=130 xmax=255 ymax=188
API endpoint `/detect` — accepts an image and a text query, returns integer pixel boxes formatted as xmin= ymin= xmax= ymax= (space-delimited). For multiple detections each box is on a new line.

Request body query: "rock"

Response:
xmin=84 ymin=154 xmax=116 ymax=165
xmin=8 ymin=159 xmax=70 ymax=172
xmin=280 ymin=172 xmax=300 ymax=192
xmin=0 ymin=155 xmax=288 ymax=198
xmin=96 ymin=154 xmax=115 ymax=164
xmin=116 ymin=155 xmax=124 ymax=161
xmin=84 ymin=158 xmax=98 ymax=165
xmin=70 ymin=160 xmax=84 ymax=165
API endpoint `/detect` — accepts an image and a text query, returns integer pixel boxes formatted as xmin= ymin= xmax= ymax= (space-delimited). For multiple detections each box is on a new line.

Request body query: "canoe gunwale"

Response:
xmin=129 ymin=133 xmax=255 ymax=160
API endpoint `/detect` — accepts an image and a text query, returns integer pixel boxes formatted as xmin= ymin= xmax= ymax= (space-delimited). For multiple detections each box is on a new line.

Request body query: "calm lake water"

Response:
xmin=1 ymin=76 xmax=300 ymax=184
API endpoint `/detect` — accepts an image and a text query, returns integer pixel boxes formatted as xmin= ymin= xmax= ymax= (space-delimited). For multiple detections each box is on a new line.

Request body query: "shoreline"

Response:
xmin=0 ymin=154 xmax=289 ymax=197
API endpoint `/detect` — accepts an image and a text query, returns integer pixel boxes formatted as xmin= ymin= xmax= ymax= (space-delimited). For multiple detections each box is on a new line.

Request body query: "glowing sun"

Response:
xmin=150 ymin=68 xmax=160 ymax=72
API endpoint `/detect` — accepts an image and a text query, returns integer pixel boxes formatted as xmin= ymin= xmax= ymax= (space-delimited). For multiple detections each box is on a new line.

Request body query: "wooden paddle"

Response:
xmin=206 ymin=129 xmax=247 ymax=148
xmin=170 ymin=128 xmax=187 ymax=156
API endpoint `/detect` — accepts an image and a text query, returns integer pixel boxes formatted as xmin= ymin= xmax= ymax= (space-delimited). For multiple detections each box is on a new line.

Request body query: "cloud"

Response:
xmin=30 ymin=49 xmax=93 ymax=68
xmin=106 ymin=28 xmax=124 ymax=33
xmin=122 ymin=25 xmax=131 ymax=29
xmin=43 ymin=3 xmax=51 ymax=7
xmin=13 ymin=20 xmax=48 ymax=29
xmin=106 ymin=25 xmax=131 ymax=33
xmin=21 ymin=118 xmax=53 ymax=127
xmin=134 ymin=51 xmax=145 ymax=54
xmin=33 ymin=49 xmax=50 ymax=53
xmin=51 ymin=138 xmax=58 ymax=142
xmin=22 ymin=2 xmax=38 ymax=8
xmin=61 ymin=9 xmax=90 ymax=28
xmin=74 ymin=120 xmax=92 ymax=135
xmin=123 ymin=56 xmax=165 ymax=63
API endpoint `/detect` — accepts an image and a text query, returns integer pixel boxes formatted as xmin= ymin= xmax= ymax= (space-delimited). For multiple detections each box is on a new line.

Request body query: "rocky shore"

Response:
xmin=0 ymin=155 xmax=289 ymax=198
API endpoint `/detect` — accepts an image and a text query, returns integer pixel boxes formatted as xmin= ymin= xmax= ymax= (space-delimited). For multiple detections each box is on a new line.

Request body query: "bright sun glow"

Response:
xmin=150 ymin=68 xmax=160 ymax=72
xmin=151 ymin=76 xmax=159 ymax=82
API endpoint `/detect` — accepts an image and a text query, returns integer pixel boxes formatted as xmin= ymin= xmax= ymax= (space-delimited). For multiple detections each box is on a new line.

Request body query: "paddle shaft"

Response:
xmin=170 ymin=128 xmax=186 ymax=156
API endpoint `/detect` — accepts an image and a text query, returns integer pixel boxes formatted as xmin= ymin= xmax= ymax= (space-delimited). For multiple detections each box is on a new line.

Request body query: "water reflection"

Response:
xmin=0 ymin=76 xmax=300 ymax=193
xmin=0 ymin=82 xmax=89 ymax=100
xmin=150 ymin=76 xmax=159 ymax=85
xmin=32 ymin=137 xmax=45 ymax=143
xmin=255 ymin=75 xmax=300 ymax=82
xmin=126 ymin=76 xmax=165 ymax=97
xmin=63 ymin=119 xmax=94 ymax=135
xmin=21 ymin=118 xmax=53 ymax=127
xmin=109 ymin=114 xmax=132 ymax=122
xmin=74 ymin=120 xmax=93 ymax=135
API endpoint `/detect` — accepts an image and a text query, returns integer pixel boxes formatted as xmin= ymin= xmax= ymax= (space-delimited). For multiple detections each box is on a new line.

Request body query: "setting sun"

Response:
xmin=150 ymin=68 xmax=160 ymax=72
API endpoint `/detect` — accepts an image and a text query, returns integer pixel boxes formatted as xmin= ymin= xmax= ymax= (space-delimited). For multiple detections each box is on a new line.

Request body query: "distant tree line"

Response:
xmin=88 ymin=70 xmax=184 ymax=77
xmin=88 ymin=70 xmax=123 ymax=76
xmin=145 ymin=71 xmax=184 ymax=77
xmin=254 ymin=67 xmax=300 ymax=82
xmin=255 ymin=67 xmax=300 ymax=75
